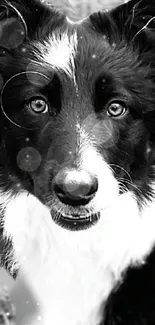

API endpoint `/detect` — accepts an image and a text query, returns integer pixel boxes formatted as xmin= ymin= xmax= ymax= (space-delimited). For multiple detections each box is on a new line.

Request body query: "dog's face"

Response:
xmin=0 ymin=0 xmax=155 ymax=233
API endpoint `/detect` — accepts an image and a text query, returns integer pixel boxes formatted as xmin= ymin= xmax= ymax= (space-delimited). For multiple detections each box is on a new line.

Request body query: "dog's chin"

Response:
xmin=50 ymin=211 xmax=100 ymax=231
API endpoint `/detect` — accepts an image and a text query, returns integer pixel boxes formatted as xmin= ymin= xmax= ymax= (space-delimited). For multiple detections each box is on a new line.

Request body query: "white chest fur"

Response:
xmin=3 ymin=191 xmax=155 ymax=325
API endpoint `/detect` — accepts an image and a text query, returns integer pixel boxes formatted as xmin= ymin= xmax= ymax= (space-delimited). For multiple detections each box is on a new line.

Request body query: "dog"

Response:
xmin=0 ymin=0 xmax=155 ymax=324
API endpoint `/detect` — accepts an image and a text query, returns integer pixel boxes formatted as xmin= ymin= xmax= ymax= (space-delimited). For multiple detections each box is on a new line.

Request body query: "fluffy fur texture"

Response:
xmin=0 ymin=0 xmax=155 ymax=324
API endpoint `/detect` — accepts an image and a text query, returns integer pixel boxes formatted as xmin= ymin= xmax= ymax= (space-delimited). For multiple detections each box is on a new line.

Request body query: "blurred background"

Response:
xmin=43 ymin=0 xmax=128 ymax=20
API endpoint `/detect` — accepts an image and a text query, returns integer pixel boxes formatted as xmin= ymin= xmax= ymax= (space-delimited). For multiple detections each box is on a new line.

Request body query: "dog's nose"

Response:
xmin=53 ymin=168 xmax=98 ymax=206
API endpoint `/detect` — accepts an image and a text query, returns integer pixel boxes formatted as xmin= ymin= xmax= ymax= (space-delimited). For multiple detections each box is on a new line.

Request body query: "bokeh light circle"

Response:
xmin=0 ymin=2 xmax=27 ymax=49
xmin=17 ymin=147 xmax=42 ymax=172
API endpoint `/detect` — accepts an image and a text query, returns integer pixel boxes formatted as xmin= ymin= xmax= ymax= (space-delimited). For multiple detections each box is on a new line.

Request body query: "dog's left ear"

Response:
xmin=90 ymin=0 xmax=155 ymax=53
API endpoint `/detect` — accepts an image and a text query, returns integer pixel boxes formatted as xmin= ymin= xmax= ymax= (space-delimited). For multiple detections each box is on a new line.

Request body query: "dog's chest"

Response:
xmin=7 ymin=192 xmax=155 ymax=325
xmin=18 ymin=240 xmax=115 ymax=325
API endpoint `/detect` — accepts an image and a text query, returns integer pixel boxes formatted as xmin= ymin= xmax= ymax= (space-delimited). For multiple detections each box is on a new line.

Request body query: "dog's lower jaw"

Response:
xmin=2 ymin=190 xmax=155 ymax=325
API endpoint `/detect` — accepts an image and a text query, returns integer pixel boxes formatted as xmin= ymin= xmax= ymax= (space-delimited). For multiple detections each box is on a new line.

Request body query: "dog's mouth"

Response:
xmin=50 ymin=212 xmax=100 ymax=231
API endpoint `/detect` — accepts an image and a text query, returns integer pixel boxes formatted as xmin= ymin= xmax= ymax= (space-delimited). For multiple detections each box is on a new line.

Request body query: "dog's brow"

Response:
xmin=33 ymin=31 xmax=78 ymax=86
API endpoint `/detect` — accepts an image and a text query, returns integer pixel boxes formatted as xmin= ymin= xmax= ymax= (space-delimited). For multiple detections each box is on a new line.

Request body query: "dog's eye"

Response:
xmin=28 ymin=97 xmax=48 ymax=114
xmin=107 ymin=102 xmax=127 ymax=118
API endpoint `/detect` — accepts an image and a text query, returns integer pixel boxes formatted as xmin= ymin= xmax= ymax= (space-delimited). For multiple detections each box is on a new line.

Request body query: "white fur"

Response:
xmin=33 ymin=31 xmax=78 ymax=85
xmin=2 ymin=190 xmax=155 ymax=325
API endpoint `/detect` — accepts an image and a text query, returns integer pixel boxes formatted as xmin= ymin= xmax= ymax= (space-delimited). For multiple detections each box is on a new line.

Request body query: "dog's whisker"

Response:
xmin=118 ymin=178 xmax=142 ymax=194
xmin=109 ymin=164 xmax=133 ymax=183
xmin=133 ymin=16 xmax=155 ymax=41
xmin=118 ymin=182 xmax=128 ymax=194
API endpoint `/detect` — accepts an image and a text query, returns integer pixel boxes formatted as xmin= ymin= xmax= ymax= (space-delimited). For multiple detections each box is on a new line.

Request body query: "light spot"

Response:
xmin=101 ymin=78 xmax=107 ymax=87
xmin=17 ymin=147 xmax=42 ymax=172
xmin=37 ymin=315 xmax=42 ymax=321
xmin=80 ymin=113 xmax=114 ymax=147
xmin=15 ymin=183 xmax=22 ymax=189
xmin=92 ymin=54 xmax=96 ymax=59
xmin=21 ymin=47 xmax=27 ymax=53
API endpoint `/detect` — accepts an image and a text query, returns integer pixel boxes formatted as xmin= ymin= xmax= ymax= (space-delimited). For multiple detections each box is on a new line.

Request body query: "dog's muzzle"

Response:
xmin=51 ymin=168 xmax=100 ymax=230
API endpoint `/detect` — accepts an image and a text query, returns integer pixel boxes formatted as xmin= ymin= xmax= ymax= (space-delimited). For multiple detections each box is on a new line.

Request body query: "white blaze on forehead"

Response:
xmin=33 ymin=31 xmax=78 ymax=81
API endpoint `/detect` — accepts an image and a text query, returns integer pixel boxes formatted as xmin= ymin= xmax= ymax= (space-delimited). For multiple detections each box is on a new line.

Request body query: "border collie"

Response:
xmin=0 ymin=0 xmax=155 ymax=324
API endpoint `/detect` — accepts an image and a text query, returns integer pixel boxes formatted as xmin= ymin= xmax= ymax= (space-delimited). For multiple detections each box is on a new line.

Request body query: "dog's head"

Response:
xmin=0 ymin=0 xmax=155 ymax=232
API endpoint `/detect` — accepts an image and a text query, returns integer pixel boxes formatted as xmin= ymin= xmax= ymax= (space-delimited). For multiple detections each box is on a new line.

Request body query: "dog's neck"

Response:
xmin=3 ymin=190 xmax=155 ymax=325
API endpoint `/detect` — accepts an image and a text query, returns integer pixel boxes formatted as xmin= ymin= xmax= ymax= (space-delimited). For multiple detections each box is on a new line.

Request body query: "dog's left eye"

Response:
xmin=107 ymin=102 xmax=127 ymax=118
xmin=28 ymin=97 xmax=48 ymax=114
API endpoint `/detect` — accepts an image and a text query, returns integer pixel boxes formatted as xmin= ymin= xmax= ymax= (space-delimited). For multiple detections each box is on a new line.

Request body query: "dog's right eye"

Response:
xmin=27 ymin=97 xmax=49 ymax=114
